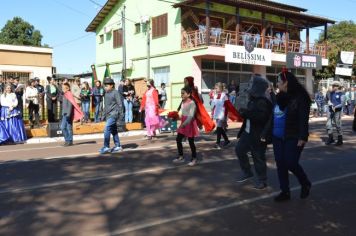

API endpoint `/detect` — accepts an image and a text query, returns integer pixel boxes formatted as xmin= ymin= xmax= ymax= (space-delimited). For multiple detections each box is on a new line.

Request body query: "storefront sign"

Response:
xmin=336 ymin=51 xmax=354 ymax=76
xmin=286 ymin=52 xmax=322 ymax=70
xmin=225 ymin=44 xmax=272 ymax=66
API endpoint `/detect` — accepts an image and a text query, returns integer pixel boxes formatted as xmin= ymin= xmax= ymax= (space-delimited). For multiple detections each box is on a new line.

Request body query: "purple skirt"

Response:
xmin=0 ymin=106 xmax=27 ymax=143
xmin=0 ymin=121 xmax=10 ymax=144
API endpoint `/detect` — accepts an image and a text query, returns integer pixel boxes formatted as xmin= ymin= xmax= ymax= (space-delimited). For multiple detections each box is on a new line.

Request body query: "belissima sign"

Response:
xmin=225 ymin=44 xmax=272 ymax=66
xmin=286 ymin=52 xmax=322 ymax=69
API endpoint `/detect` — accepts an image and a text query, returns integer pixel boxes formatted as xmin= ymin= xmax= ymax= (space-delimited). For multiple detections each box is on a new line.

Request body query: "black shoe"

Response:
xmin=325 ymin=134 xmax=335 ymax=145
xmin=274 ymin=191 xmax=291 ymax=202
xmin=236 ymin=173 xmax=253 ymax=183
xmin=300 ymin=183 xmax=311 ymax=199
xmin=223 ymin=140 xmax=231 ymax=147
xmin=253 ymin=181 xmax=267 ymax=190
xmin=335 ymin=135 xmax=343 ymax=146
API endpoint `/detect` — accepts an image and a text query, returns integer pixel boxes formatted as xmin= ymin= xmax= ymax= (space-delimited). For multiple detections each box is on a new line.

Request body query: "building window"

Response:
xmin=2 ymin=72 xmax=30 ymax=85
xmin=152 ymin=13 xmax=168 ymax=39
xmin=113 ymin=29 xmax=123 ymax=48
xmin=99 ymin=34 xmax=104 ymax=44
xmin=153 ymin=66 xmax=170 ymax=86
xmin=135 ymin=23 xmax=141 ymax=34
xmin=111 ymin=72 xmax=122 ymax=90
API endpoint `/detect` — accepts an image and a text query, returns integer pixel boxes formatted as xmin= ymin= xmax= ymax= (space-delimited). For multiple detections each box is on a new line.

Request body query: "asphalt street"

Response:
xmin=0 ymin=119 xmax=355 ymax=236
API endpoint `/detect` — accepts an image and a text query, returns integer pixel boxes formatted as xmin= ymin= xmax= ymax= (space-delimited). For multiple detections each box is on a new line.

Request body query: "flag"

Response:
xmin=103 ymin=63 xmax=111 ymax=79
xmin=91 ymin=64 xmax=98 ymax=87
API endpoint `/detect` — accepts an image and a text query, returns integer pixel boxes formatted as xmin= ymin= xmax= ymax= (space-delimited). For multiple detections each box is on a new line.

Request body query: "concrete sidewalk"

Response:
xmin=25 ymin=116 xmax=354 ymax=144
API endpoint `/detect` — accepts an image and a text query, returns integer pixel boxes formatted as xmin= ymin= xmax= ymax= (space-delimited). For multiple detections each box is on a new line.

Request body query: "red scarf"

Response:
xmin=64 ymin=91 xmax=84 ymax=121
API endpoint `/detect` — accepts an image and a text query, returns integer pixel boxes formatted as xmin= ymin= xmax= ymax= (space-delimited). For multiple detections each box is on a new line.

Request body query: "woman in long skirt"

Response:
xmin=139 ymin=79 xmax=161 ymax=140
xmin=0 ymin=84 xmax=27 ymax=143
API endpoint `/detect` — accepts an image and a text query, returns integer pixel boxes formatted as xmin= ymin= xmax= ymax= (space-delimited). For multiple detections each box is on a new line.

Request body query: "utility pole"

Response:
xmin=146 ymin=18 xmax=150 ymax=80
xmin=121 ymin=5 xmax=126 ymax=81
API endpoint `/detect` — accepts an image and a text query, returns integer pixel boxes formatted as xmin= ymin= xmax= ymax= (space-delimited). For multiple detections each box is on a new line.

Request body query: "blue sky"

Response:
xmin=0 ymin=0 xmax=355 ymax=74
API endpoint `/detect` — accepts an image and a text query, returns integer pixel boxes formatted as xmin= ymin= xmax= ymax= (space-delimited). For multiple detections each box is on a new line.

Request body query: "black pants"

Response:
xmin=235 ymin=131 xmax=267 ymax=181
xmin=29 ymin=102 xmax=40 ymax=126
xmin=216 ymin=127 xmax=228 ymax=144
xmin=47 ymin=99 xmax=57 ymax=122
xmin=176 ymin=133 xmax=196 ymax=159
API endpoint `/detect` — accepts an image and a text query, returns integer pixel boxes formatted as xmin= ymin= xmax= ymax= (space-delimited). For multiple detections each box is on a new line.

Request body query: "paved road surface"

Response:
xmin=0 ymin=120 xmax=355 ymax=236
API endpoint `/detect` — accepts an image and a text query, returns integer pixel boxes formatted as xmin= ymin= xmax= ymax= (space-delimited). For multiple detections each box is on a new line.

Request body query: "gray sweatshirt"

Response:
xmin=62 ymin=92 xmax=73 ymax=118
xmin=104 ymin=89 xmax=123 ymax=119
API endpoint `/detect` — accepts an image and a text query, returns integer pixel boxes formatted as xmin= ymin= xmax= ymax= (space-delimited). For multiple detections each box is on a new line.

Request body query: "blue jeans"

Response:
xmin=82 ymin=100 xmax=90 ymax=121
xmin=61 ymin=115 xmax=73 ymax=143
xmin=124 ymin=99 xmax=133 ymax=123
xmin=229 ymin=95 xmax=236 ymax=105
xmin=272 ymin=137 xmax=311 ymax=192
xmin=104 ymin=117 xmax=121 ymax=148
xmin=95 ymin=101 xmax=103 ymax=122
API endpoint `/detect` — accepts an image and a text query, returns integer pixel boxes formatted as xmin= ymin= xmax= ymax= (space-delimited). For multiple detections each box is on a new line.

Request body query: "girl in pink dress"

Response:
xmin=173 ymin=87 xmax=199 ymax=166
xmin=140 ymin=79 xmax=161 ymax=139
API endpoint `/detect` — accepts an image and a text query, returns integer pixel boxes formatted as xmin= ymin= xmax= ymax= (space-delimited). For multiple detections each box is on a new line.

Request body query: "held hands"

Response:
xmin=297 ymin=140 xmax=307 ymax=147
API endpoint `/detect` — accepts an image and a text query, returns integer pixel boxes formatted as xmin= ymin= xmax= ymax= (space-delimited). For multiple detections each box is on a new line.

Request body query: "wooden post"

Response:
xmin=285 ymin=17 xmax=289 ymax=54
xmin=235 ymin=7 xmax=240 ymax=45
xmin=205 ymin=0 xmax=210 ymax=46
xmin=261 ymin=12 xmax=266 ymax=48
xmin=306 ymin=26 xmax=310 ymax=54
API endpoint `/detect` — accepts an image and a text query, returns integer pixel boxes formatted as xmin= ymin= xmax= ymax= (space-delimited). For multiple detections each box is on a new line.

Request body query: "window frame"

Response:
xmin=152 ymin=13 xmax=168 ymax=39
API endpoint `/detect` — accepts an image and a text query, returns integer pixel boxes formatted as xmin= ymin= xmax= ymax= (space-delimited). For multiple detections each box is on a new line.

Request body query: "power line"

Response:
xmin=52 ymin=34 xmax=92 ymax=48
xmin=88 ymin=0 xmax=138 ymax=24
xmin=52 ymin=0 xmax=93 ymax=18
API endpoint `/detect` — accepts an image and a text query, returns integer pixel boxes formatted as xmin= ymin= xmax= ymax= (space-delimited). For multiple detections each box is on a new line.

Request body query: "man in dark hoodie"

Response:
xmin=235 ymin=74 xmax=273 ymax=189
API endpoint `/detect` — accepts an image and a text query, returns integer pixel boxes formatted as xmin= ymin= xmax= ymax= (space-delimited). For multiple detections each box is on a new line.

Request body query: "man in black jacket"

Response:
xmin=235 ymin=75 xmax=273 ymax=189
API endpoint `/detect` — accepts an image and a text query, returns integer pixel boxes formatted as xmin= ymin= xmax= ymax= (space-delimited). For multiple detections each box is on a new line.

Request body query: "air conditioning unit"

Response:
xmin=104 ymin=26 xmax=112 ymax=34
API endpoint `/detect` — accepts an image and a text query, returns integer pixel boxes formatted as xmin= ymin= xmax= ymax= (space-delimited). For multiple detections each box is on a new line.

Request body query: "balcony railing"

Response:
xmin=182 ymin=29 xmax=327 ymax=58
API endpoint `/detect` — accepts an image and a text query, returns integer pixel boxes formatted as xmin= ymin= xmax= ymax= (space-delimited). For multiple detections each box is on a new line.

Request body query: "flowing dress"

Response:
xmin=140 ymin=88 xmax=162 ymax=137
xmin=0 ymin=93 xmax=27 ymax=143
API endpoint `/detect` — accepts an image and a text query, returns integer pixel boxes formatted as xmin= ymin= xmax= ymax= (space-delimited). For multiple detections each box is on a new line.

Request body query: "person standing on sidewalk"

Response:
xmin=60 ymin=82 xmax=83 ymax=147
xmin=25 ymin=79 xmax=40 ymax=128
xmin=99 ymin=77 xmax=124 ymax=154
xmin=235 ymin=74 xmax=273 ymax=190
xmin=272 ymin=70 xmax=312 ymax=202
xmin=173 ymin=86 xmax=199 ymax=166
xmin=314 ymin=89 xmax=325 ymax=117
xmin=122 ymin=79 xmax=135 ymax=123
xmin=325 ymin=81 xmax=345 ymax=146
xmin=92 ymin=80 xmax=105 ymax=123
xmin=45 ymin=77 xmax=59 ymax=123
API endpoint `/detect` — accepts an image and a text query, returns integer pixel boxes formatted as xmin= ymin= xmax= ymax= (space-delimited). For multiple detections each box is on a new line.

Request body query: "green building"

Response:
xmin=86 ymin=0 xmax=334 ymax=110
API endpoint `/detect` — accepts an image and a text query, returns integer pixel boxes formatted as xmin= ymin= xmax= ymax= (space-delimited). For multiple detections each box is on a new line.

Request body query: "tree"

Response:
xmin=0 ymin=17 xmax=43 ymax=46
xmin=316 ymin=21 xmax=356 ymax=79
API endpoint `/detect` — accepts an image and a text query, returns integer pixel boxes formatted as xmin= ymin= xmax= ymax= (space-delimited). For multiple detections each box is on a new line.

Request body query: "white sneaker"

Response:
xmin=173 ymin=157 xmax=184 ymax=163
xmin=188 ymin=159 xmax=197 ymax=166
xmin=111 ymin=146 xmax=123 ymax=153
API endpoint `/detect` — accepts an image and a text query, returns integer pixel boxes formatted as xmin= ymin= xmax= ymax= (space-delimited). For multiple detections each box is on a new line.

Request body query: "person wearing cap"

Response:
xmin=325 ymin=81 xmax=345 ymax=146
xmin=99 ymin=77 xmax=124 ymax=154
xmin=25 ymin=79 xmax=40 ymax=128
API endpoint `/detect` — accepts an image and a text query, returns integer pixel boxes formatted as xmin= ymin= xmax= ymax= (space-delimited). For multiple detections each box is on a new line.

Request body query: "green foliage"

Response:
xmin=0 ymin=17 xmax=43 ymax=46
xmin=316 ymin=21 xmax=356 ymax=79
